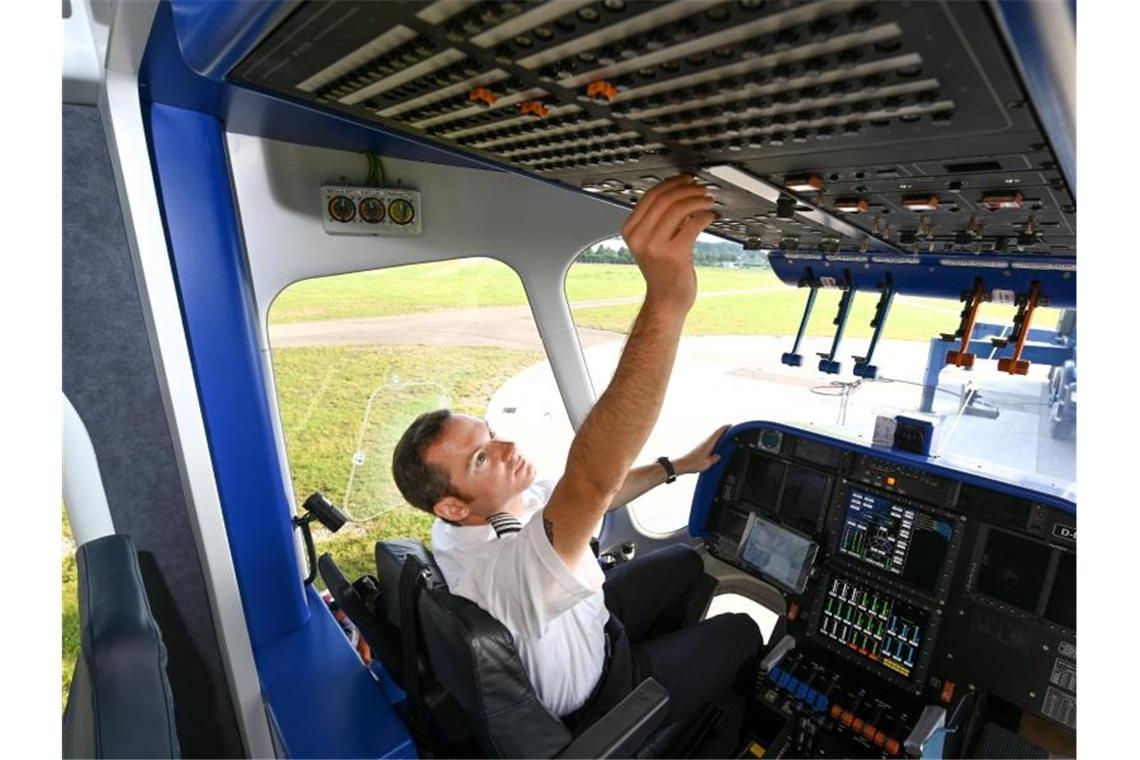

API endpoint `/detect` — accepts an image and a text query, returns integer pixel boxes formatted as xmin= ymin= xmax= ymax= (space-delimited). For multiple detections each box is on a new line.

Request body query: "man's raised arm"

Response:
xmin=543 ymin=176 xmax=716 ymax=565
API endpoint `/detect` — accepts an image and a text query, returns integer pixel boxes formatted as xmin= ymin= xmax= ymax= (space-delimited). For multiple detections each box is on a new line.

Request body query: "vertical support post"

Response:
xmin=781 ymin=267 xmax=818 ymax=367
xmin=919 ymin=339 xmax=946 ymax=413
xmin=853 ymin=273 xmax=896 ymax=379
xmin=945 ymin=278 xmax=986 ymax=369
xmin=996 ymin=281 xmax=1042 ymax=375
xmin=818 ymin=270 xmax=855 ymax=375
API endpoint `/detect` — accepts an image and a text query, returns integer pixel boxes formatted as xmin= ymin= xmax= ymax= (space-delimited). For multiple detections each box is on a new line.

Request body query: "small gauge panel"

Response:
xmin=319 ymin=185 xmax=422 ymax=236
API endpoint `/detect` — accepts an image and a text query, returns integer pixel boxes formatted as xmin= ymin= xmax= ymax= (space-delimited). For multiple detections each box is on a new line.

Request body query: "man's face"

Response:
xmin=423 ymin=414 xmax=536 ymax=522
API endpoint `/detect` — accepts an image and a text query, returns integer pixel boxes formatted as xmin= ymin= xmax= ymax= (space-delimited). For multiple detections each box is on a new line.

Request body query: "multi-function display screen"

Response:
xmin=739 ymin=514 xmax=818 ymax=594
xmin=837 ymin=490 xmax=954 ymax=592
xmin=779 ymin=466 xmax=832 ymax=532
xmin=818 ymin=574 xmax=930 ymax=679
xmin=738 ymin=453 xmax=832 ymax=533
xmin=975 ymin=527 xmax=1055 ymax=615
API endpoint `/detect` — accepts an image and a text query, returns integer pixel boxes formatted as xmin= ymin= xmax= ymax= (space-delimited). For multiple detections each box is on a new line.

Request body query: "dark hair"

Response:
xmin=392 ymin=409 xmax=469 ymax=519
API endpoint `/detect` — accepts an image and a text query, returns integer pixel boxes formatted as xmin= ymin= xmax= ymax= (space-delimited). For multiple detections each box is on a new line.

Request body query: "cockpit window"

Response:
xmin=566 ymin=237 xmax=1074 ymax=536
xmin=268 ymin=259 xmax=574 ymax=578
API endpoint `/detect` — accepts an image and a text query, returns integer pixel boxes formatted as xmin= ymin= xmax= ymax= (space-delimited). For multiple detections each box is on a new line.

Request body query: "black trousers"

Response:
xmin=574 ymin=544 xmax=763 ymax=726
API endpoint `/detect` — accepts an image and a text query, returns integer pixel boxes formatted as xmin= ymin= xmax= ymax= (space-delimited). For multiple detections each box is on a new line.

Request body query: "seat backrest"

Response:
xmin=63 ymin=535 xmax=180 ymax=759
xmin=377 ymin=540 xmax=572 ymax=758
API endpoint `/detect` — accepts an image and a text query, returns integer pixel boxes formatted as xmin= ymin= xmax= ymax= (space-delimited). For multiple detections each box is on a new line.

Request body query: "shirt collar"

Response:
xmin=431 ymin=482 xmax=546 ymax=551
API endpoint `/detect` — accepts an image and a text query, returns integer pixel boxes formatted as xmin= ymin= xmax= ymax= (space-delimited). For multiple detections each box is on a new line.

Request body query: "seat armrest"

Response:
xmin=555 ymin=678 xmax=669 ymax=759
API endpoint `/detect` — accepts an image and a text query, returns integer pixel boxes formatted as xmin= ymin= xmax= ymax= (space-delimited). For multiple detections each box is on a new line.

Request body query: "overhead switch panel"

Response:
xmin=233 ymin=0 xmax=1074 ymax=257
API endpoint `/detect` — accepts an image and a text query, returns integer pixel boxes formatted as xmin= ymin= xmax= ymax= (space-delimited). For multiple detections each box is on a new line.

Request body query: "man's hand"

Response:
xmin=673 ymin=424 xmax=731 ymax=475
xmin=621 ymin=175 xmax=717 ymax=312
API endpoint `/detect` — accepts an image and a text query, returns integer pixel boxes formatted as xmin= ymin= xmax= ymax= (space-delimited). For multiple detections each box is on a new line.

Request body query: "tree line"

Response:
xmin=578 ymin=240 xmax=770 ymax=268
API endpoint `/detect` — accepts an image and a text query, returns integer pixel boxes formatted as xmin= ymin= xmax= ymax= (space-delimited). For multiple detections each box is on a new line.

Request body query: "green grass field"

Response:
xmin=62 ymin=512 xmax=78 ymax=710
xmin=63 ymin=259 xmax=1060 ymax=707
xmin=269 ymin=259 xmax=780 ymax=324
xmin=270 ymin=260 xmax=1058 ymax=339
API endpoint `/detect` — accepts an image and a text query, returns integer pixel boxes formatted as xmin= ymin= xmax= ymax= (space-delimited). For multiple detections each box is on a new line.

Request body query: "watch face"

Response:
xmin=388 ymin=198 xmax=416 ymax=225
xmin=359 ymin=196 xmax=386 ymax=223
xmin=327 ymin=194 xmax=356 ymax=222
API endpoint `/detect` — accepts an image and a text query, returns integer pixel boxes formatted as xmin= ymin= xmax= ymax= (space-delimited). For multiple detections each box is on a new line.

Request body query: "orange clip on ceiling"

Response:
xmin=586 ymin=80 xmax=619 ymax=102
xmin=519 ymin=100 xmax=549 ymax=118
xmin=468 ymin=86 xmax=498 ymax=107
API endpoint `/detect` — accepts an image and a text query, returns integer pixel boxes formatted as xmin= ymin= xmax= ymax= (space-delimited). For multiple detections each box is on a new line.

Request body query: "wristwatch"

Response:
xmin=656 ymin=456 xmax=677 ymax=484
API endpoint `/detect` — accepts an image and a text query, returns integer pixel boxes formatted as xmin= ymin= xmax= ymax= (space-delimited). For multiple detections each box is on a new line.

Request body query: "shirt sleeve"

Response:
xmin=455 ymin=507 xmax=603 ymax=639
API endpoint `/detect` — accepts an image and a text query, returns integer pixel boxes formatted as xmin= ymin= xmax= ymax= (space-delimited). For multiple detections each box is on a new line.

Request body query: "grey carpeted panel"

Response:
xmin=62 ymin=104 xmax=245 ymax=758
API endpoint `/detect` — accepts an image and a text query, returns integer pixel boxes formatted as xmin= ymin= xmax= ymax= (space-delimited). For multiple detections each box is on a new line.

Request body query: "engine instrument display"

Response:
xmin=739 ymin=514 xmax=818 ymax=594
xmin=819 ymin=574 xmax=929 ymax=679
xmin=837 ymin=489 xmax=953 ymax=592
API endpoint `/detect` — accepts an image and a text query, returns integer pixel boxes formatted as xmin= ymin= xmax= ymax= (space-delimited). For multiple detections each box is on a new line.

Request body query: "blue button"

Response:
xmin=786 ymin=676 xmax=800 ymax=693
xmin=768 ymin=667 xmax=782 ymax=684
xmin=778 ymin=672 xmax=791 ymax=689
xmin=805 ymin=688 xmax=818 ymax=704
xmin=814 ymin=694 xmax=829 ymax=713
xmin=795 ymin=683 xmax=809 ymax=701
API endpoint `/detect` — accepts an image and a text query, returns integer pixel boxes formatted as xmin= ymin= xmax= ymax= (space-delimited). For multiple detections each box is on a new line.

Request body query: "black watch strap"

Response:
xmin=656 ymin=456 xmax=677 ymax=484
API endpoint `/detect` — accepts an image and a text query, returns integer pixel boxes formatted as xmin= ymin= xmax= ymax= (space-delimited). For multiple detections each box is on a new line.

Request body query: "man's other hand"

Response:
xmin=673 ymin=424 xmax=731 ymax=475
xmin=621 ymin=175 xmax=717 ymax=312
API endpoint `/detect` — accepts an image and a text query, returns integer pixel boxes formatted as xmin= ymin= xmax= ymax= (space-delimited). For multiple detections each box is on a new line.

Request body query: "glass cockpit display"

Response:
xmin=819 ymin=574 xmax=930 ymax=679
xmin=837 ymin=490 xmax=954 ymax=592
xmin=739 ymin=514 xmax=818 ymax=594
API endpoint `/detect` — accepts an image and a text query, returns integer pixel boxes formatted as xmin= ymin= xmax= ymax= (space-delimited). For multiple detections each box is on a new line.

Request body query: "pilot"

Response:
xmin=391 ymin=176 xmax=762 ymax=727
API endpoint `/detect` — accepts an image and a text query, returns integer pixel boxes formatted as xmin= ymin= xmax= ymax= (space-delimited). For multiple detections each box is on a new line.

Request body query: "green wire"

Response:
xmin=374 ymin=153 xmax=387 ymax=186
xmin=364 ymin=152 xmax=377 ymax=186
xmin=362 ymin=151 xmax=388 ymax=187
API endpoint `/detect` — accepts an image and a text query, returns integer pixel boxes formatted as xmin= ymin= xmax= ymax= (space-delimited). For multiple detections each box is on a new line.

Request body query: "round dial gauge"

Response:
xmin=327 ymin=194 xmax=356 ymax=223
xmin=359 ymin=197 xmax=386 ymax=224
xmin=388 ymin=198 xmax=416 ymax=226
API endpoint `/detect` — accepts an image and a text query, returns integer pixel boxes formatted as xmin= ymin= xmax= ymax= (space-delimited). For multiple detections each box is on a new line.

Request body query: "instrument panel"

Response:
xmin=698 ymin=422 xmax=1075 ymax=756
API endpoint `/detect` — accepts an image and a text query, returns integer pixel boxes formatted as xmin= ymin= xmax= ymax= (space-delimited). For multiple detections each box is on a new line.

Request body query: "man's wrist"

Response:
xmin=643 ymin=289 xmax=695 ymax=319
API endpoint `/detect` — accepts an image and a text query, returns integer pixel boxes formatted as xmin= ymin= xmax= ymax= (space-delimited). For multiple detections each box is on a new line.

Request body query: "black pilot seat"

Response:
xmin=319 ymin=540 xmax=734 ymax=758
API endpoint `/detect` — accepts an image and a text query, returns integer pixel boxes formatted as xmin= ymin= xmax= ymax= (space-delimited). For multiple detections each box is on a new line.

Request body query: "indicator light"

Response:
xmin=785 ymin=174 xmax=824 ymax=192
xmin=835 ymin=197 xmax=870 ymax=213
xmin=885 ymin=476 xmax=897 ymax=486
xmin=981 ymin=191 xmax=1024 ymax=210
xmin=941 ymin=680 xmax=956 ymax=703
xmin=902 ymin=194 xmax=940 ymax=211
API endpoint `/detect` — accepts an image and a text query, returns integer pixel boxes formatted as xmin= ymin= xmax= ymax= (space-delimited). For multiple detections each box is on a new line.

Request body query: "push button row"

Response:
xmin=826 ymin=701 xmax=902 ymax=756
xmin=766 ymin=667 xmax=829 ymax=713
